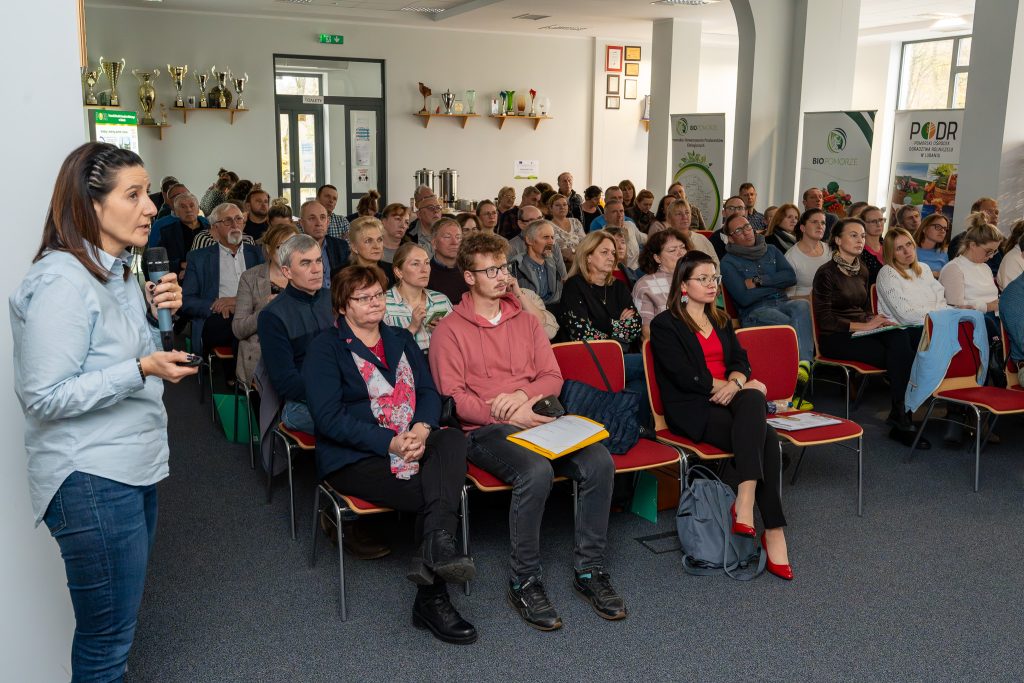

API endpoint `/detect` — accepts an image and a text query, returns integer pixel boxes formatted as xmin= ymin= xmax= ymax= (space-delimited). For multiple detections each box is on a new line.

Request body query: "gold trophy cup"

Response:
xmin=211 ymin=66 xmax=233 ymax=108
xmin=132 ymin=68 xmax=160 ymax=125
xmin=195 ymin=71 xmax=210 ymax=108
xmin=167 ymin=64 xmax=188 ymax=108
xmin=232 ymin=72 xmax=248 ymax=110
xmin=98 ymin=56 xmax=126 ymax=107
xmin=81 ymin=66 xmax=100 ymax=105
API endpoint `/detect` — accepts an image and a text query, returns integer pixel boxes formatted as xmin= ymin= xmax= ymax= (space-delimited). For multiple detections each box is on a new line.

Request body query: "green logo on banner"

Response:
xmin=93 ymin=110 xmax=138 ymax=125
xmin=826 ymin=127 xmax=847 ymax=153
xmin=675 ymin=117 xmax=688 ymax=137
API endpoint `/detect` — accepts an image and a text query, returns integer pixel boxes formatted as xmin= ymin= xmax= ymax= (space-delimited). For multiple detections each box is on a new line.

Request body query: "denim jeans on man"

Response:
xmin=43 ymin=471 xmax=158 ymax=683
xmin=281 ymin=400 xmax=315 ymax=433
xmin=466 ymin=424 xmax=614 ymax=580
xmin=742 ymin=299 xmax=814 ymax=362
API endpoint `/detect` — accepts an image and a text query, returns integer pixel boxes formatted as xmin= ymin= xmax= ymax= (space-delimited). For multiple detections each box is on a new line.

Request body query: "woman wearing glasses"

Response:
xmin=913 ymin=213 xmax=952 ymax=277
xmin=812 ymin=218 xmax=928 ymax=447
xmin=650 ymin=251 xmax=792 ymax=580
xmin=302 ymin=266 xmax=476 ymax=644
xmin=939 ymin=214 xmax=1003 ymax=337
xmin=859 ymin=205 xmax=887 ymax=285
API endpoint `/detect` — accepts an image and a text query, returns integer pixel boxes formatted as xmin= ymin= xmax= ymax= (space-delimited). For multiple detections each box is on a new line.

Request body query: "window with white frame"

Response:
xmin=897 ymin=35 xmax=971 ymax=110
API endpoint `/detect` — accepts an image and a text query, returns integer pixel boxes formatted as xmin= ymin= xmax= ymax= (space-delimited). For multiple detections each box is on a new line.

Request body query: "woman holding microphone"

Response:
xmin=10 ymin=142 xmax=197 ymax=681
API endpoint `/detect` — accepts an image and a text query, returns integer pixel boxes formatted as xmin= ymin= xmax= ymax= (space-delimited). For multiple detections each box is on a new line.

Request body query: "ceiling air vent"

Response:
xmin=539 ymin=25 xmax=589 ymax=32
xmin=650 ymin=0 xmax=719 ymax=6
xmin=514 ymin=14 xmax=551 ymax=21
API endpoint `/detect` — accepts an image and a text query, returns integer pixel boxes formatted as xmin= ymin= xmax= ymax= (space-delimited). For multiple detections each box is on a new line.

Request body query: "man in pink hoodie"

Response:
xmin=430 ymin=232 xmax=624 ymax=632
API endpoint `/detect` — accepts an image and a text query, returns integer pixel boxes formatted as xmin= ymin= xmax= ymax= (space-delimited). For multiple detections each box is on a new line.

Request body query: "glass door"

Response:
xmin=277 ymin=105 xmax=324 ymax=212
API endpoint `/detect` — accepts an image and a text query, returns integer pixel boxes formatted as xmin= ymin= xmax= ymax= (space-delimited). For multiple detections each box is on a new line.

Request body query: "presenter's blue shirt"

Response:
xmin=10 ymin=249 xmax=168 ymax=525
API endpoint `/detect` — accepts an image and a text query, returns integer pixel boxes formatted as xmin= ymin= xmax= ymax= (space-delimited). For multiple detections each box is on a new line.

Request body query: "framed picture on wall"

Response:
xmin=624 ymin=62 xmax=640 ymax=77
xmin=624 ymin=79 xmax=638 ymax=100
xmin=606 ymin=95 xmax=620 ymax=110
xmin=606 ymin=74 xmax=620 ymax=95
xmin=625 ymin=46 xmax=642 ymax=61
xmin=605 ymin=45 xmax=623 ymax=72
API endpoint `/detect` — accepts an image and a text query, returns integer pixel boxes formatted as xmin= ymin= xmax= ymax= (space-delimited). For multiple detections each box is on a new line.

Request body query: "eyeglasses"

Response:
xmin=349 ymin=291 xmax=385 ymax=305
xmin=929 ymin=224 xmax=949 ymax=232
xmin=864 ymin=218 xmax=885 ymax=225
xmin=420 ymin=204 xmax=442 ymax=213
xmin=217 ymin=216 xmax=245 ymax=225
xmin=983 ymin=247 xmax=1000 ymax=257
xmin=728 ymin=224 xmax=754 ymax=235
xmin=687 ymin=275 xmax=722 ymax=286
xmin=723 ymin=205 xmax=746 ymax=213
xmin=469 ymin=263 xmax=511 ymax=279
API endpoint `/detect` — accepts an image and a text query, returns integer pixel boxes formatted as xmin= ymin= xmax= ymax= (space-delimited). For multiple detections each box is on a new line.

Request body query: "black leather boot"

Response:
xmin=421 ymin=529 xmax=476 ymax=584
xmin=412 ymin=584 xmax=478 ymax=645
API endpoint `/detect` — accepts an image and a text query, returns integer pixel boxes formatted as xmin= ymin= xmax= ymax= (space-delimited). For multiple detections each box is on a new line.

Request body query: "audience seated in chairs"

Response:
xmin=652 ymin=199 xmax=719 ymax=268
xmin=598 ymin=199 xmax=645 ymax=270
xmin=939 ymin=214 xmax=1002 ymax=340
xmin=859 ymin=206 xmax=886 ymax=285
xmin=427 ymin=218 xmax=468 ymax=305
xmin=913 ymin=213 xmax=951 ymax=277
xmin=763 ymin=202 xmax=799 ymax=253
xmin=667 ymin=182 xmax=708 ymax=230
xmin=348 ymin=216 xmax=393 ymax=282
xmin=510 ymin=219 xmax=567 ymax=305
xmin=298 ymin=199 xmax=350 ymax=289
xmin=580 ymin=185 xmax=604 ymax=232
xmin=498 ymin=185 xmax=540 ymax=240
xmin=475 ymin=198 xmax=500 ymax=234
xmin=243 ymin=187 xmax=271 ymax=240
xmin=384 ymin=243 xmax=453 ymax=353
xmin=150 ymin=191 xmax=208 ymax=254
xmin=649 ymin=251 xmax=792 ymax=580
xmin=303 ymin=265 xmax=475 ymax=645
xmin=895 ymin=204 xmax=921 ymax=234
xmin=316 ymin=184 xmax=350 ymax=240
xmin=506 ymin=205 xmax=544 ymax=258
xmin=180 ymin=202 xmax=264 ymax=368
xmin=232 ymin=220 xmax=299 ymax=385
xmin=429 ymin=231 xmax=624 ymax=631
xmin=996 ymin=219 xmax=1024 ymax=291
xmin=548 ymin=193 xmax=586 ymax=264
xmin=947 ymin=198 xmax=1003 ymax=275
xmin=812 ymin=217 xmax=928 ymax=448
xmin=380 ymin=202 xmax=411 ymax=266
xmin=627 ymin=189 xmax=656 ymax=235
xmin=719 ymin=212 xmax=814 ymax=374
xmin=633 ymin=228 xmax=690 ymax=340
xmin=785 ymin=209 xmax=831 ymax=301
xmin=875 ymin=227 xmax=949 ymax=326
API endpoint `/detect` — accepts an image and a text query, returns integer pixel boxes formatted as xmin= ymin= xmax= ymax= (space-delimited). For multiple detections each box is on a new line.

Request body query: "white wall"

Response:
xmin=85 ymin=7 xmax=653 ymax=208
xmin=697 ymin=40 xmax=739 ymax=196
xmin=852 ymin=39 xmax=902 ymax=208
xmin=1 ymin=1 xmax=84 ymax=680
xmin=592 ymin=38 xmax=653 ymax=190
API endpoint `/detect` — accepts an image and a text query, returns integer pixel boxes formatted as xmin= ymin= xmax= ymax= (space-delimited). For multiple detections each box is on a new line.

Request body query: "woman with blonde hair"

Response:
xmin=496 ymin=186 xmax=516 ymax=214
xmin=913 ymin=213 xmax=952 ymax=276
xmin=547 ymin=192 xmax=586 ymax=264
xmin=348 ymin=216 xmax=393 ymax=285
xmin=939 ymin=214 xmax=1002 ymax=318
xmin=875 ymin=227 xmax=948 ymax=326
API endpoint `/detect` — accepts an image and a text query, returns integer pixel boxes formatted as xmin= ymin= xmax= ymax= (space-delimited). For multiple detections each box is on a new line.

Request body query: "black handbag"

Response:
xmin=559 ymin=341 xmax=640 ymax=454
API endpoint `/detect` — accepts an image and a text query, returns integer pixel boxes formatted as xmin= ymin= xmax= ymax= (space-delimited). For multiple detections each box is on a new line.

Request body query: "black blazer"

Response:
xmin=322 ymin=235 xmax=351 ymax=280
xmin=649 ymin=310 xmax=751 ymax=441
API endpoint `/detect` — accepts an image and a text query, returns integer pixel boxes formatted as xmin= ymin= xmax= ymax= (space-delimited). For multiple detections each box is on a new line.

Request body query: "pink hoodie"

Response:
xmin=429 ymin=293 xmax=563 ymax=431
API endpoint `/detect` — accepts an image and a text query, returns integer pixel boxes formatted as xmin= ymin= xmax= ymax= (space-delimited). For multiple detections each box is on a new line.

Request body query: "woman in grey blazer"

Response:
xmin=232 ymin=221 xmax=299 ymax=383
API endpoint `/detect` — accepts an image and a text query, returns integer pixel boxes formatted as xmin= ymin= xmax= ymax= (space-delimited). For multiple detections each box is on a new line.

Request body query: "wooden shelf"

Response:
xmin=173 ymin=106 xmax=247 ymax=125
xmin=139 ymin=123 xmax=172 ymax=140
xmin=414 ymin=112 xmax=479 ymax=128
xmin=641 ymin=119 xmax=649 ymax=132
xmin=489 ymin=114 xmax=551 ymax=130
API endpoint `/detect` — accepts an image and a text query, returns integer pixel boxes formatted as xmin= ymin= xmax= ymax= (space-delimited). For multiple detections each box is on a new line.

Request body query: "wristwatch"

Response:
xmin=731 ymin=378 xmax=743 ymax=390
xmin=751 ymin=275 xmax=762 ymax=287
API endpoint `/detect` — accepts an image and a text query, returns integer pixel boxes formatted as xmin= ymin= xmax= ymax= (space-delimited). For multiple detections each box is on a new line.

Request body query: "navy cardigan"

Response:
xmin=302 ymin=316 xmax=441 ymax=480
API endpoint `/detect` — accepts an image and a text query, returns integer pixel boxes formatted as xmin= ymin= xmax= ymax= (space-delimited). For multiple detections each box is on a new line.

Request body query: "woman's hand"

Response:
xmin=620 ymin=308 xmax=636 ymax=321
xmin=146 ymin=273 xmax=183 ymax=318
xmin=709 ymin=380 xmax=741 ymax=405
xmin=987 ymin=300 xmax=999 ymax=313
xmin=743 ymin=379 xmax=767 ymax=395
xmin=409 ymin=302 xmax=427 ymax=333
xmin=140 ymin=351 xmax=199 ymax=383
xmin=389 ymin=432 xmax=424 ymax=461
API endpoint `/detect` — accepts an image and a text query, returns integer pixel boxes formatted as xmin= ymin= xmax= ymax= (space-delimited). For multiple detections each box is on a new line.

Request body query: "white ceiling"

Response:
xmin=86 ymin=0 xmax=975 ymax=42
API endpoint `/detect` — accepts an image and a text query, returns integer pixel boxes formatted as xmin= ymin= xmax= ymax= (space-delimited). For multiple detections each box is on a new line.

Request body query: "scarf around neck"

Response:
xmin=725 ymin=234 xmax=768 ymax=261
xmin=832 ymin=249 xmax=862 ymax=276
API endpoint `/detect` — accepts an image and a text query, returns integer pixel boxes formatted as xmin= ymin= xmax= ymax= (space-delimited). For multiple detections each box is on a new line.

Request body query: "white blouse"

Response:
xmin=875 ymin=264 xmax=948 ymax=325
xmin=939 ymin=255 xmax=999 ymax=312
xmin=785 ymin=241 xmax=831 ymax=297
xmin=997 ymin=245 xmax=1024 ymax=290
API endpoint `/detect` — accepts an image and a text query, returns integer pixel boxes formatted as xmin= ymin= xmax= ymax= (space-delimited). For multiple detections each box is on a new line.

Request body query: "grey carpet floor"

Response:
xmin=127 ymin=376 xmax=1024 ymax=682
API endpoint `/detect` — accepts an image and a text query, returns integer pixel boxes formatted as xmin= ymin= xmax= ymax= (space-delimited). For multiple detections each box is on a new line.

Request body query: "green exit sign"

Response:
xmin=319 ymin=33 xmax=344 ymax=45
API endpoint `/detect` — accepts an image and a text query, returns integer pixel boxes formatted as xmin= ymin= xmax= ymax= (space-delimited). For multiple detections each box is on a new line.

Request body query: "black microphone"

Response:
xmin=145 ymin=247 xmax=175 ymax=352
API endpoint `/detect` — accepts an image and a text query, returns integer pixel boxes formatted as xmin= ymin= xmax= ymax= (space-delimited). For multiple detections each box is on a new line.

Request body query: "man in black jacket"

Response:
xmin=298 ymin=199 xmax=350 ymax=288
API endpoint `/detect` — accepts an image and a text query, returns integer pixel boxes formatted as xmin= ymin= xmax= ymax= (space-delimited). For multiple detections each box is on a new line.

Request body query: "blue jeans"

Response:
xmin=43 ymin=471 xmax=158 ymax=683
xmin=742 ymin=299 xmax=814 ymax=362
xmin=281 ymin=400 xmax=315 ymax=433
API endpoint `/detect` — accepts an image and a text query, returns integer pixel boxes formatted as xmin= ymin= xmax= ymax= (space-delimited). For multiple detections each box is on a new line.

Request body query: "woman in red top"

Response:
xmin=650 ymin=251 xmax=792 ymax=579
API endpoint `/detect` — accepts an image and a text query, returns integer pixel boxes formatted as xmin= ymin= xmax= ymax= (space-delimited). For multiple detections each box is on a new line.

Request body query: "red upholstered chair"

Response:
xmin=719 ymin=285 xmax=741 ymax=328
xmin=804 ymin=297 xmax=886 ymax=418
xmin=908 ymin=319 xmax=1024 ymax=491
xmin=269 ymin=422 xmax=316 ymax=540
xmin=695 ymin=230 xmax=713 ymax=239
xmin=551 ymin=341 xmax=681 ymax=479
xmin=736 ymin=325 xmax=865 ymax=515
xmin=641 ymin=340 xmax=734 ymax=475
xmin=1001 ymin=322 xmax=1022 ymax=391
xmin=869 ymin=284 xmax=879 ymax=315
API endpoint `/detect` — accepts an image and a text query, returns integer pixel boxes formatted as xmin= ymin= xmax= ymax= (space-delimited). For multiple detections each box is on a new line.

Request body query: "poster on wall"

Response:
xmin=671 ymin=113 xmax=726 ymax=230
xmin=91 ymin=110 xmax=139 ymax=153
xmin=514 ymin=160 xmax=540 ymax=180
xmin=350 ymin=111 xmax=375 ymax=200
xmin=887 ymin=109 xmax=963 ymax=223
xmin=799 ymin=111 xmax=875 ymax=216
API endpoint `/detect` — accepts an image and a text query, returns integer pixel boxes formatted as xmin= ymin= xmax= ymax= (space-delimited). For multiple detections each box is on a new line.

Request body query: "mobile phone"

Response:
xmin=426 ymin=310 xmax=446 ymax=325
xmin=176 ymin=353 xmax=203 ymax=367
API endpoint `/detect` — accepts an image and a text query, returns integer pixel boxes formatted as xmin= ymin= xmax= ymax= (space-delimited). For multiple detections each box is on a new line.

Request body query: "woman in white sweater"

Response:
xmin=785 ymin=208 xmax=831 ymax=299
xmin=876 ymin=228 xmax=948 ymax=325
xmin=996 ymin=219 xmax=1024 ymax=290
xmin=939 ymin=219 xmax=1002 ymax=314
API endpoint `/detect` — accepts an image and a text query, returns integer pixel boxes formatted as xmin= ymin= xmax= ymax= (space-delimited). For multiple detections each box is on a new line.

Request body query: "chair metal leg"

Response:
xmin=286 ymin=444 xmax=297 ymax=540
xmin=979 ymin=414 xmax=1000 ymax=454
xmin=331 ymin=496 xmax=347 ymax=621
xmin=266 ymin=429 xmax=279 ymax=503
xmin=906 ymin=400 xmax=938 ymax=463
xmin=856 ymin=435 xmax=863 ymax=517
xmin=246 ymin=387 xmax=257 ymax=470
xmin=841 ymin=366 xmax=851 ymax=419
xmin=208 ymin=354 xmax=217 ymax=423
xmin=968 ymin=404 xmax=982 ymax=492
xmin=310 ymin=485 xmax=322 ymax=567
xmin=790 ymin=447 xmax=808 ymax=485
xmin=233 ymin=381 xmax=242 ymax=447
xmin=459 ymin=485 xmax=471 ymax=596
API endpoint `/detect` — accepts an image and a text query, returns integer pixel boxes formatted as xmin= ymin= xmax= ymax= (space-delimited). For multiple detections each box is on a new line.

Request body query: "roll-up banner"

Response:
xmin=887 ymin=109 xmax=963 ymax=223
xmin=671 ymin=113 xmax=726 ymax=230
xmin=799 ymin=111 xmax=875 ymax=216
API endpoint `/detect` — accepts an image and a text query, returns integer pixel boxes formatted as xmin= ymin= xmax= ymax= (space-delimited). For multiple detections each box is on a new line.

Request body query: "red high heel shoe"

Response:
xmin=730 ymin=503 xmax=755 ymax=538
xmin=761 ymin=532 xmax=793 ymax=580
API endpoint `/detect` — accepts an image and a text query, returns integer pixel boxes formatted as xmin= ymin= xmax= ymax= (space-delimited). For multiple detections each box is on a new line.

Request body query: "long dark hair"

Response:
xmin=667 ymin=251 xmax=728 ymax=333
xmin=35 ymin=142 xmax=145 ymax=283
xmin=638 ymin=228 xmax=692 ymax=274
xmin=795 ymin=208 xmax=825 ymax=241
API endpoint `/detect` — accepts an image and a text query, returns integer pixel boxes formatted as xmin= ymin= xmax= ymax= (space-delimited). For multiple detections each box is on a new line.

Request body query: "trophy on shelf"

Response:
xmin=211 ymin=66 xmax=233 ymax=108
xmin=81 ymin=65 xmax=100 ymax=105
xmin=232 ymin=72 xmax=249 ymax=110
xmin=167 ymin=64 xmax=188 ymax=108
xmin=132 ymin=68 xmax=160 ymax=125
xmin=195 ymin=71 xmax=210 ymax=108
xmin=505 ymin=89 xmax=516 ymax=116
xmin=417 ymin=82 xmax=431 ymax=114
xmin=464 ymin=89 xmax=476 ymax=115
xmin=98 ymin=56 xmax=125 ymax=107
xmin=441 ymin=89 xmax=455 ymax=115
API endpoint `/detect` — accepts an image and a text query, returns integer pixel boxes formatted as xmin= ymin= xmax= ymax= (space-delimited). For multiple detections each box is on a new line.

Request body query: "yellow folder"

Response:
xmin=506 ymin=415 xmax=610 ymax=460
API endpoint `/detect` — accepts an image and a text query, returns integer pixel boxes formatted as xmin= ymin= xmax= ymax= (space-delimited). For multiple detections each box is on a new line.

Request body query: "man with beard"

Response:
xmin=244 ymin=187 xmax=271 ymax=240
xmin=510 ymin=219 xmax=566 ymax=305
xmin=181 ymin=202 xmax=264 ymax=363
